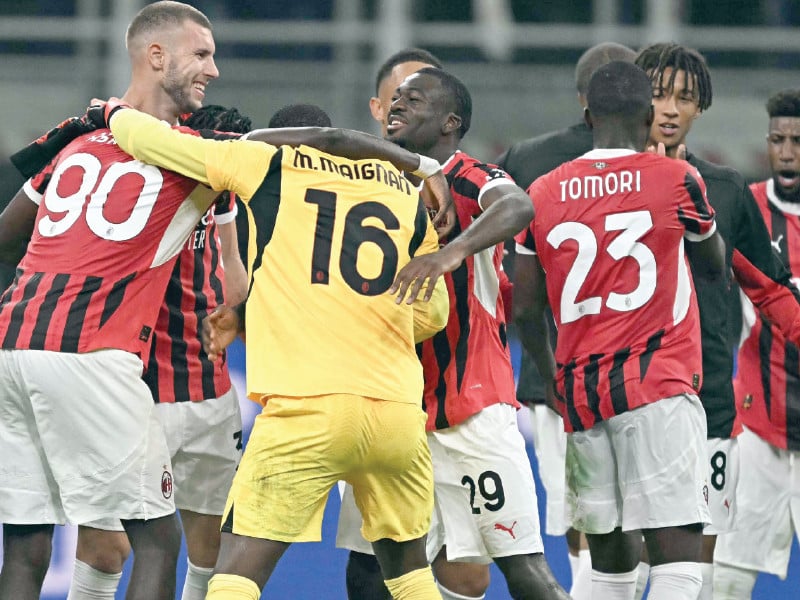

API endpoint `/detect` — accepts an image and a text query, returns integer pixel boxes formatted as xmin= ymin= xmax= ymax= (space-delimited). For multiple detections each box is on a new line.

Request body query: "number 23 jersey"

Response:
xmin=516 ymin=149 xmax=716 ymax=432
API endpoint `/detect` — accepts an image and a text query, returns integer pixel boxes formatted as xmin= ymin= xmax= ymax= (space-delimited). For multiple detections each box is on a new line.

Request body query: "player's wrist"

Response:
xmin=411 ymin=155 xmax=441 ymax=179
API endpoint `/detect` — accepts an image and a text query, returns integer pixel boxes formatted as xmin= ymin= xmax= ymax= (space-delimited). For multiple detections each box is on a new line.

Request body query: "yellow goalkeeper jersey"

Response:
xmin=110 ymin=109 xmax=448 ymax=404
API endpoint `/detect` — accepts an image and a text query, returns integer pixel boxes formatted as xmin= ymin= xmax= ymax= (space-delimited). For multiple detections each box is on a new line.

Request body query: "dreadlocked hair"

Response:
xmin=635 ymin=43 xmax=713 ymax=111
xmin=767 ymin=89 xmax=800 ymax=119
xmin=180 ymin=105 xmax=253 ymax=134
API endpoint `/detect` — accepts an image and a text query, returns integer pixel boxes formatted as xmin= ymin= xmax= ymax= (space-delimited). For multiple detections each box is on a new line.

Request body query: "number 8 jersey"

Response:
xmin=515 ymin=149 xmax=716 ymax=432
xmin=0 ymin=128 xmax=219 ymax=358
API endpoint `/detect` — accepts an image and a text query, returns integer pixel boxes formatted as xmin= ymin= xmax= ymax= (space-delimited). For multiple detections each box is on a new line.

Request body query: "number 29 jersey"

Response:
xmin=515 ymin=149 xmax=716 ymax=432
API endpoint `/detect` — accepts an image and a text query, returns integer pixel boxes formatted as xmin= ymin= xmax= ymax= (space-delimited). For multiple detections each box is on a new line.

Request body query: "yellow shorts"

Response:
xmin=221 ymin=393 xmax=433 ymax=544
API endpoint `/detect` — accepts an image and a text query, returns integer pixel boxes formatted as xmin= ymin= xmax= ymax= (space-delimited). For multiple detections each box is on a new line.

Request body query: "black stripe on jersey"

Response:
xmin=408 ymin=198 xmax=429 ymax=258
xmin=99 ymin=273 xmax=136 ymax=328
xmin=202 ymin=220 xmax=225 ymax=398
xmin=30 ymin=273 xmax=69 ymax=348
xmin=247 ymin=149 xmax=284 ymax=296
xmin=562 ymin=359 xmax=583 ymax=431
xmin=758 ymin=324 xmax=772 ymax=419
xmin=61 ymin=276 xmax=103 ymax=352
xmin=0 ymin=267 xmax=22 ymax=307
xmin=682 ymin=171 xmax=714 ymax=228
xmin=584 ymin=353 xmax=604 ymax=423
xmin=784 ymin=341 xmax=800 ymax=451
xmin=444 ymin=159 xmax=464 ymax=187
xmin=165 ymin=267 xmax=189 ymax=402
xmin=452 ymin=176 xmax=482 ymax=209
xmin=639 ymin=329 xmax=665 ymax=382
xmin=609 ymin=347 xmax=631 ymax=415
xmin=450 ymin=235 xmax=471 ymax=395
xmin=2 ymin=271 xmax=43 ymax=348
xmin=431 ymin=328 xmax=452 ymax=430
xmin=144 ymin=334 xmax=160 ymax=402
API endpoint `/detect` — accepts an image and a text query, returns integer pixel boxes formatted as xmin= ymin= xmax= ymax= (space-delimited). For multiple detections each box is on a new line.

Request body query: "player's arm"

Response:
xmin=0 ymin=185 xmax=38 ymax=265
xmin=679 ymin=167 xmax=725 ymax=281
xmin=685 ymin=229 xmax=726 ymax=281
xmin=390 ymin=182 xmax=533 ymax=304
xmin=512 ymin=248 xmax=558 ymax=411
xmin=409 ymin=206 xmax=450 ymax=341
xmin=732 ymin=248 xmax=800 ymax=345
xmin=217 ymin=220 xmax=248 ymax=306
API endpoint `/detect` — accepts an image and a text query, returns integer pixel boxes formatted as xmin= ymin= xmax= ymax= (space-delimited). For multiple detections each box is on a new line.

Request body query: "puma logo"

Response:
xmin=494 ymin=521 xmax=517 ymax=539
xmin=771 ymin=234 xmax=784 ymax=253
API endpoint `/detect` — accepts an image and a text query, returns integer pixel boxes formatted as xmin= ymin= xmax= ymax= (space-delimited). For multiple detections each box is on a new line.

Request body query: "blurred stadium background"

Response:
xmin=0 ymin=0 xmax=798 ymax=598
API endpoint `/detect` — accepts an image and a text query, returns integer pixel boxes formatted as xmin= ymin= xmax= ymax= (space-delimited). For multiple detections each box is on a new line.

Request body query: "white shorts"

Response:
xmin=714 ymin=427 xmax=800 ymax=578
xmin=336 ymin=403 xmax=544 ymax=563
xmin=566 ymin=393 xmax=711 ymax=535
xmin=704 ymin=436 xmax=739 ymax=535
xmin=528 ymin=404 xmax=568 ymax=535
xmin=0 ymin=349 xmax=174 ymax=525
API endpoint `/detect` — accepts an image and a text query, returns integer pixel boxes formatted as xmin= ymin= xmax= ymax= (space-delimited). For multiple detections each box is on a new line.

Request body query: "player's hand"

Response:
xmin=9 ymin=114 xmax=98 ymax=178
xmin=85 ymin=97 xmax=131 ymax=130
xmin=647 ymin=142 xmax=687 ymax=160
xmin=201 ymin=305 xmax=241 ymax=361
xmin=421 ymin=171 xmax=456 ymax=241
xmin=544 ymin=379 xmax=562 ymax=416
xmin=390 ymin=246 xmax=462 ymax=305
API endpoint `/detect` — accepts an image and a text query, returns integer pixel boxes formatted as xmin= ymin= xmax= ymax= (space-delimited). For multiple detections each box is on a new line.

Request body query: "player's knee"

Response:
xmin=76 ymin=529 xmax=131 ymax=573
xmin=433 ymin=560 xmax=490 ymax=598
xmin=3 ymin=524 xmax=53 ymax=578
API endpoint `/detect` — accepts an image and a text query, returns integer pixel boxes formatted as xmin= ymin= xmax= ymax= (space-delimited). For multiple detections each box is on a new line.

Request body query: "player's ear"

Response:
xmin=147 ymin=42 xmax=165 ymax=70
xmin=368 ymin=96 xmax=383 ymax=123
xmin=442 ymin=113 xmax=461 ymax=135
xmin=583 ymin=107 xmax=594 ymax=130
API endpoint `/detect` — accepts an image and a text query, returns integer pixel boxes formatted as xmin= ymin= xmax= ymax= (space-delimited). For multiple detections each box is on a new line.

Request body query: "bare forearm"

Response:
xmin=515 ymin=312 xmax=556 ymax=384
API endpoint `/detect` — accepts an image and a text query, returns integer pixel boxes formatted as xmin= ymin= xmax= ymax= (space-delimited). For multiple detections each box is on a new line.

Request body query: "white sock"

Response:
xmin=180 ymin=559 xmax=215 ymax=600
xmin=436 ymin=582 xmax=485 ymax=600
xmin=634 ymin=561 xmax=650 ymax=600
xmin=712 ymin=562 xmax=758 ymax=599
xmin=591 ymin=567 xmax=638 ymax=600
xmin=67 ymin=559 xmax=122 ymax=600
xmin=648 ymin=562 xmax=702 ymax=600
xmin=570 ymin=549 xmax=592 ymax=600
xmin=698 ymin=562 xmax=714 ymax=600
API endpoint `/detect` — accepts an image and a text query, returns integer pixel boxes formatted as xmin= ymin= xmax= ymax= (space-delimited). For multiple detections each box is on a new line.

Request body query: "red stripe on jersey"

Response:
xmin=419 ymin=152 xmax=518 ymax=431
xmin=516 ymin=151 xmax=714 ymax=432
xmin=735 ymin=180 xmax=800 ymax=450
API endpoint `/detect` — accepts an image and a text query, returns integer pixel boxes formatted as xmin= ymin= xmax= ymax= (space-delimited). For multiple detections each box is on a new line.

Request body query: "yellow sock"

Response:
xmin=206 ymin=573 xmax=261 ymax=600
xmin=384 ymin=566 xmax=442 ymax=599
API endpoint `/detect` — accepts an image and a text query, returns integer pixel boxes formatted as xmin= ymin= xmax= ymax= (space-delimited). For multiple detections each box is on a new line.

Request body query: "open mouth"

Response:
xmin=658 ymin=123 xmax=679 ymax=137
xmin=777 ymin=170 xmax=800 ymax=188
xmin=386 ymin=114 xmax=406 ymax=133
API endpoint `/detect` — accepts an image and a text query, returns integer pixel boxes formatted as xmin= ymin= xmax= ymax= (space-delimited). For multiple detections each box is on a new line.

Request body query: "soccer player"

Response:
xmin=370 ymin=48 xmax=442 ymax=136
xmin=514 ymin=60 xmax=724 ymax=600
xmin=95 ymin=96 xmax=453 ymax=600
xmin=713 ymin=89 xmax=800 ymax=599
xmin=0 ymin=3 xmax=223 ymax=599
xmin=496 ymin=41 xmax=637 ymax=600
xmin=635 ymin=42 xmax=800 ymax=600
xmin=341 ymin=67 xmax=569 ymax=600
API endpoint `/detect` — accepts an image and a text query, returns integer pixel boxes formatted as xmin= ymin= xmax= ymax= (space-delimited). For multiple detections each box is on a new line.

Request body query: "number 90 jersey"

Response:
xmin=515 ymin=149 xmax=716 ymax=432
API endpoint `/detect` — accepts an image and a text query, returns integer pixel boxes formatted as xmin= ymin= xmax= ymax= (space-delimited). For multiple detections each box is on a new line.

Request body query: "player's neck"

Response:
xmin=121 ymin=87 xmax=181 ymax=125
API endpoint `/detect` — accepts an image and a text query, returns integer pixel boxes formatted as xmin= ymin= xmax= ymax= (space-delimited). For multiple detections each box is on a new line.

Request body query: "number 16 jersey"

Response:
xmin=515 ymin=149 xmax=716 ymax=432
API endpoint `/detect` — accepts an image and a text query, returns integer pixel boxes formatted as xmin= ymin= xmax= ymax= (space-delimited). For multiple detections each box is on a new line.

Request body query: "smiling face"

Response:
xmin=386 ymin=72 xmax=454 ymax=155
xmin=161 ymin=21 xmax=218 ymax=114
xmin=647 ymin=67 xmax=702 ymax=157
xmin=370 ymin=60 xmax=435 ymax=137
xmin=768 ymin=116 xmax=800 ymax=202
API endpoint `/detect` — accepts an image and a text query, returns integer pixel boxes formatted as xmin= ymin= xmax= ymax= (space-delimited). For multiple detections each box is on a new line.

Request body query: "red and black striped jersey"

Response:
xmin=734 ymin=179 xmax=800 ymax=451
xmin=142 ymin=192 xmax=235 ymax=403
xmin=0 ymin=128 xmax=218 ymax=358
xmin=516 ymin=149 xmax=716 ymax=432
xmin=418 ymin=151 xmax=520 ymax=431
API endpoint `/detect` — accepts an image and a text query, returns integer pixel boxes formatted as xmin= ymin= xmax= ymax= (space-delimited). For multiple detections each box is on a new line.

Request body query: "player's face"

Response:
xmin=162 ymin=22 xmax=219 ymax=114
xmin=386 ymin=73 xmax=448 ymax=153
xmin=768 ymin=116 xmax=800 ymax=203
xmin=372 ymin=61 xmax=434 ymax=136
xmin=647 ymin=67 xmax=701 ymax=156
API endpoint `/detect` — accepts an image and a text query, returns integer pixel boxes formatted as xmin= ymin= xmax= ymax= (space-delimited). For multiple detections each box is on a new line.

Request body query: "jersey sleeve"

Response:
xmin=677 ymin=166 xmax=716 ymax=241
xmin=109 ymin=109 xmax=274 ymax=202
xmin=213 ymin=192 xmax=238 ymax=225
xmin=732 ymin=248 xmax=800 ymax=345
xmin=454 ymin=162 xmax=515 ymax=213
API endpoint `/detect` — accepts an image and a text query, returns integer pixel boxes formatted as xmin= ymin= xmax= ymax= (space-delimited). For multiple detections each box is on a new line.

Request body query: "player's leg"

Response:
xmin=617 ymin=395 xmax=709 ymax=600
xmin=585 ymin=528 xmax=643 ymax=599
xmin=159 ymin=389 xmax=243 ymax=600
xmin=69 ymin=524 xmax=130 ymax=600
xmin=207 ymin=394 xmax=346 ymax=598
xmin=431 ymin=547 xmax=490 ymax=599
xmin=0 ymin=524 xmax=54 ymax=599
xmin=714 ymin=427 xmax=798 ymax=597
xmin=565 ymin=528 xmax=592 ymax=600
xmin=121 ymin=513 xmax=183 ymax=600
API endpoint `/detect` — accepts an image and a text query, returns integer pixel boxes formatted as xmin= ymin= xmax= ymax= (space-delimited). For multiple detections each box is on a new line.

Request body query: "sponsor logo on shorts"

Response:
xmin=161 ymin=469 xmax=173 ymax=499
xmin=494 ymin=521 xmax=517 ymax=539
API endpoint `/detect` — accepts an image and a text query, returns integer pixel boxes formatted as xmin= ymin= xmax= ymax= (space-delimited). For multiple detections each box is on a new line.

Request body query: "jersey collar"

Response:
xmin=766 ymin=178 xmax=800 ymax=216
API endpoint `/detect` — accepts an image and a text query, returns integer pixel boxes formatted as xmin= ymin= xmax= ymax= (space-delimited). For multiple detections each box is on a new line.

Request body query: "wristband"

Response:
xmin=410 ymin=154 xmax=441 ymax=179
